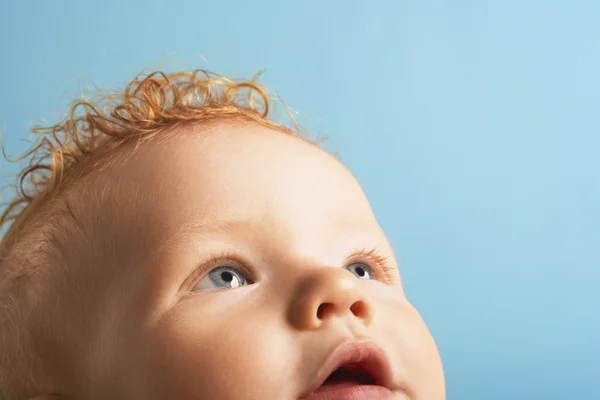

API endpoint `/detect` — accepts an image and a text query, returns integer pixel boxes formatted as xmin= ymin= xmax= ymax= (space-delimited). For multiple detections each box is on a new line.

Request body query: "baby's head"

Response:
xmin=0 ymin=70 xmax=445 ymax=400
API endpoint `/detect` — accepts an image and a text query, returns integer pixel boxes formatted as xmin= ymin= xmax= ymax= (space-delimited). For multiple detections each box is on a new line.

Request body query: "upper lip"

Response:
xmin=299 ymin=340 xmax=394 ymax=398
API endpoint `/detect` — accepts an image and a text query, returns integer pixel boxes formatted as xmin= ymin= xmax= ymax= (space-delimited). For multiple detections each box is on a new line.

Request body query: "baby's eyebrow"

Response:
xmin=159 ymin=216 xmax=256 ymax=251
xmin=186 ymin=216 xmax=253 ymax=235
xmin=170 ymin=215 xmax=375 ymax=242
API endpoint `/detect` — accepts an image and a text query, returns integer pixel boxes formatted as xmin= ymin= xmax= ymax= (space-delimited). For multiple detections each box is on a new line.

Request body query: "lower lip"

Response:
xmin=301 ymin=385 xmax=400 ymax=400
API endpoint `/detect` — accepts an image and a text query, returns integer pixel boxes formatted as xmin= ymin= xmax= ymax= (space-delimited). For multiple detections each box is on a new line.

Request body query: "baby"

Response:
xmin=0 ymin=69 xmax=445 ymax=400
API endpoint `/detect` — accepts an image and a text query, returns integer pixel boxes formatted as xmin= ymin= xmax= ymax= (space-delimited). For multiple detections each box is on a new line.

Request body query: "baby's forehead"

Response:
xmin=93 ymin=124 xmax=364 ymax=207
xmin=67 ymin=123 xmax=376 ymax=246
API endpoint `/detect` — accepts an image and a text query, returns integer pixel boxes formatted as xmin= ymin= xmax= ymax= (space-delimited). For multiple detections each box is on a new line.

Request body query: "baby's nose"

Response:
xmin=288 ymin=267 xmax=374 ymax=330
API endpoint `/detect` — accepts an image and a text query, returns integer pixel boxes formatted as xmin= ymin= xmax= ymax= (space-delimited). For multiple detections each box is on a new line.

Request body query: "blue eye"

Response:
xmin=345 ymin=262 xmax=375 ymax=280
xmin=192 ymin=266 xmax=249 ymax=292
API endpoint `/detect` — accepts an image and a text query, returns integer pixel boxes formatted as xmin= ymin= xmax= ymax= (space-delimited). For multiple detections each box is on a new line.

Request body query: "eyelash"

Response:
xmin=347 ymin=248 xmax=395 ymax=284
xmin=184 ymin=247 xmax=395 ymax=292
xmin=184 ymin=249 xmax=253 ymax=291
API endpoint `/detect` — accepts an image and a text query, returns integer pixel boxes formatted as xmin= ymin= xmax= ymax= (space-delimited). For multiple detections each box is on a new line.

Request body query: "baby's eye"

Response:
xmin=344 ymin=262 xmax=376 ymax=280
xmin=192 ymin=265 xmax=250 ymax=292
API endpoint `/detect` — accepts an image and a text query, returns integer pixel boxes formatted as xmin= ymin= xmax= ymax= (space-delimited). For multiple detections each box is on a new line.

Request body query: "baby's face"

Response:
xmin=64 ymin=123 xmax=444 ymax=399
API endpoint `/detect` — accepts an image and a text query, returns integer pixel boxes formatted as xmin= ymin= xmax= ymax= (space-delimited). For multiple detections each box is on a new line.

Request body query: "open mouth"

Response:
xmin=314 ymin=362 xmax=377 ymax=393
xmin=299 ymin=341 xmax=395 ymax=399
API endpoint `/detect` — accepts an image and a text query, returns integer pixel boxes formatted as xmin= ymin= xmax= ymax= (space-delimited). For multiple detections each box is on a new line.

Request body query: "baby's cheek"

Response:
xmin=376 ymin=292 xmax=445 ymax=399
xmin=136 ymin=301 xmax=298 ymax=400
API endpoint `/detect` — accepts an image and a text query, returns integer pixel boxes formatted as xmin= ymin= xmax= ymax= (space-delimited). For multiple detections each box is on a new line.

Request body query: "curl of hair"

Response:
xmin=0 ymin=68 xmax=308 ymax=400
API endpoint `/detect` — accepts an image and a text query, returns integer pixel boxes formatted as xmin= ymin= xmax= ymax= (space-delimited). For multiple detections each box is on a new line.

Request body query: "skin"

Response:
xmin=32 ymin=122 xmax=445 ymax=400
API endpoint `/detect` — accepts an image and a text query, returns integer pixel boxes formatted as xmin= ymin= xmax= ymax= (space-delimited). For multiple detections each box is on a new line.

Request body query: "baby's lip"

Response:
xmin=298 ymin=340 xmax=395 ymax=398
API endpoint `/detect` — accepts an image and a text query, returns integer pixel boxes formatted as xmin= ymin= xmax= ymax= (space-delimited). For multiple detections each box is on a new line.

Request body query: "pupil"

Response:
xmin=221 ymin=271 xmax=233 ymax=282
xmin=356 ymin=266 xmax=365 ymax=277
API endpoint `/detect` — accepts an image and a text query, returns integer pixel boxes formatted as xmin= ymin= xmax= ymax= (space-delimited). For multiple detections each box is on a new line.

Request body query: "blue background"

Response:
xmin=1 ymin=1 xmax=599 ymax=398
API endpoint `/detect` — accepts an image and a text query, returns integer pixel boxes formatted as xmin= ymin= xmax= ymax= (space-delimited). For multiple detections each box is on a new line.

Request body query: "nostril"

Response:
xmin=317 ymin=301 xmax=369 ymax=320
xmin=316 ymin=303 xmax=334 ymax=319
xmin=350 ymin=300 xmax=368 ymax=319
